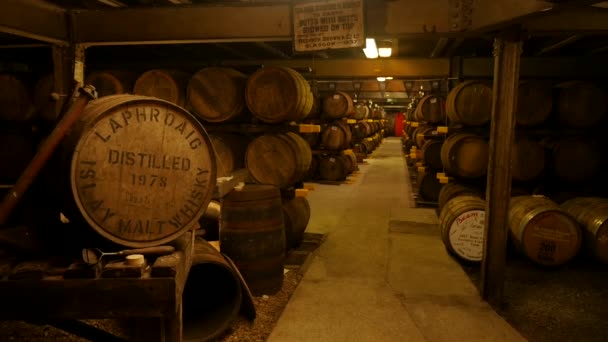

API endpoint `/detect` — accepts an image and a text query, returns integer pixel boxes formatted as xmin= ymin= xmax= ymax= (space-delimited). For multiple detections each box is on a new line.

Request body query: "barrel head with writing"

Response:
xmin=69 ymin=95 xmax=216 ymax=248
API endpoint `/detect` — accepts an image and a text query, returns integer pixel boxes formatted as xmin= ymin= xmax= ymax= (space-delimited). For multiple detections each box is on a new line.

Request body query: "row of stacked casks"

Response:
xmin=406 ymin=80 xmax=607 ymax=128
xmin=438 ymin=191 xmax=608 ymax=267
xmin=0 ymin=68 xmax=386 ymax=124
xmin=299 ymin=119 xmax=384 ymax=181
xmin=408 ymin=128 xmax=604 ymax=202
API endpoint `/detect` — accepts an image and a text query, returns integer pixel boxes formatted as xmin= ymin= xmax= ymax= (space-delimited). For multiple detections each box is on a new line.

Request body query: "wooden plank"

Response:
xmin=0 ymin=278 xmax=175 ymax=319
xmin=481 ymin=28 xmax=523 ymax=306
xmin=0 ymin=0 xmax=69 ymax=45
xmin=64 ymin=262 xmax=101 ymax=279
xmin=151 ymin=252 xmax=183 ymax=278
xmin=213 ymin=168 xmax=250 ymax=199
xmin=101 ymin=260 xmax=146 ymax=278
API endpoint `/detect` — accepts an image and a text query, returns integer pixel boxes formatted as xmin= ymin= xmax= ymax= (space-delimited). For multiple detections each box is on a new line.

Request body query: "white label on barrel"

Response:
xmin=71 ymin=103 xmax=214 ymax=246
xmin=430 ymin=98 xmax=437 ymax=103
xmin=331 ymin=126 xmax=337 ymax=131
xmin=329 ymin=157 xmax=335 ymax=162
xmin=449 ymin=210 xmax=485 ymax=261
xmin=333 ymin=94 xmax=340 ymax=100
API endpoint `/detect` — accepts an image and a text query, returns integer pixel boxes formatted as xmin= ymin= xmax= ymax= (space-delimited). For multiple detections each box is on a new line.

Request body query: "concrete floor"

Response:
xmin=268 ymin=137 xmax=525 ymax=342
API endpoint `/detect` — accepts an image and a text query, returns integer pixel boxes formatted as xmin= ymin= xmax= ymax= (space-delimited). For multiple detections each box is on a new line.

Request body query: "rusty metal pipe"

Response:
xmin=0 ymin=85 xmax=97 ymax=226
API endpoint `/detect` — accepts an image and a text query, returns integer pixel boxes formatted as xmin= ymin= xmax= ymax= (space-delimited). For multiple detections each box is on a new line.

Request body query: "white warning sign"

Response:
xmin=293 ymin=0 xmax=365 ymax=52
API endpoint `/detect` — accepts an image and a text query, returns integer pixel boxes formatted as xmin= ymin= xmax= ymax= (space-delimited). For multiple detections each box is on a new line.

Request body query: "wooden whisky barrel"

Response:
xmin=321 ymin=123 xmax=350 ymax=150
xmin=220 ymin=185 xmax=285 ymax=295
xmin=438 ymin=183 xmax=482 ymax=211
xmin=440 ymin=133 xmax=489 ymax=178
xmin=509 ymin=196 xmax=582 ymax=266
xmin=421 ymin=140 xmax=443 ymax=170
xmin=65 ymin=95 xmax=216 ymax=248
xmin=209 ymin=134 xmax=249 ymax=177
xmin=187 ymin=67 xmax=248 ymax=123
xmin=511 ymin=137 xmax=545 ymax=181
xmin=439 ymin=196 xmax=486 ymax=262
xmin=319 ymin=155 xmax=348 ymax=181
xmin=282 ymin=196 xmax=311 ymax=250
xmin=446 ymin=81 xmax=493 ymax=126
xmin=561 ymin=197 xmax=608 ymax=264
xmin=415 ymin=95 xmax=446 ymax=124
xmin=517 ymin=81 xmax=552 ymax=127
xmin=245 ymin=133 xmax=312 ymax=188
xmin=323 ymin=91 xmax=354 ymax=120
xmin=552 ymin=140 xmax=600 ymax=183
xmin=417 ymin=171 xmax=443 ymax=202
xmin=343 ymin=151 xmax=357 ymax=173
xmin=414 ymin=126 xmax=434 ymax=148
xmin=134 ymin=69 xmax=190 ymax=107
xmin=0 ymin=74 xmax=34 ymax=122
xmin=556 ymin=81 xmax=607 ymax=128
xmin=245 ymin=66 xmax=313 ymax=123
xmin=353 ymin=103 xmax=370 ymax=120
xmin=85 ymin=70 xmax=136 ymax=97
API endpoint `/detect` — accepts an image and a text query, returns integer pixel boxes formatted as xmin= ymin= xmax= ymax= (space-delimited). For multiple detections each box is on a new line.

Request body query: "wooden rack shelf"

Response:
xmin=203 ymin=123 xmax=320 ymax=134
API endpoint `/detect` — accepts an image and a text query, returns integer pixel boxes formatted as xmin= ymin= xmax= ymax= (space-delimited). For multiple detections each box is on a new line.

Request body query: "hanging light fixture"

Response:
xmin=378 ymin=40 xmax=393 ymax=58
xmin=363 ymin=38 xmax=378 ymax=59
xmin=377 ymin=77 xmax=386 ymax=82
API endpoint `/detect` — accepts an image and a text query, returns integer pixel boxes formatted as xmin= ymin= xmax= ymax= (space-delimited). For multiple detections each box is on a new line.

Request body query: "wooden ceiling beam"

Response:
xmin=534 ymin=35 xmax=582 ymax=56
xmin=253 ymin=42 xmax=290 ymax=59
xmin=0 ymin=0 xmax=69 ymax=45
xmin=430 ymin=38 xmax=450 ymax=58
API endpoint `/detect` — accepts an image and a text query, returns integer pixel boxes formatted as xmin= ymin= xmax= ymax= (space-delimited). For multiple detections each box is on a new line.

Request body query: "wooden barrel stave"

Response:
xmin=245 ymin=133 xmax=311 ymax=188
xmin=64 ymin=94 xmax=216 ymax=248
xmin=245 ymin=66 xmax=312 ymax=123
xmin=323 ymin=91 xmax=354 ymax=120
xmin=440 ymin=133 xmax=489 ymax=178
xmin=282 ymin=196 xmax=311 ymax=250
xmin=415 ymin=95 xmax=446 ymax=124
xmin=509 ymin=196 xmax=582 ymax=266
xmin=552 ymin=140 xmax=600 ymax=183
xmin=439 ymin=195 xmax=486 ymax=262
xmin=319 ymin=155 xmax=348 ymax=181
xmin=220 ymin=185 xmax=285 ymax=295
xmin=417 ymin=171 xmax=443 ymax=202
xmin=85 ymin=70 xmax=137 ymax=98
xmin=556 ymin=81 xmax=607 ymax=128
xmin=561 ymin=197 xmax=608 ymax=264
xmin=187 ymin=67 xmax=248 ymax=123
xmin=438 ymin=183 xmax=482 ymax=211
xmin=421 ymin=140 xmax=443 ymax=170
xmin=134 ymin=69 xmax=190 ymax=107
xmin=446 ymin=81 xmax=493 ymax=126
xmin=209 ymin=134 xmax=249 ymax=177
xmin=512 ymin=137 xmax=545 ymax=182
xmin=517 ymin=81 xmax=553 ymax=127
xmin=0 ymin=74 xmax=34 ymax=122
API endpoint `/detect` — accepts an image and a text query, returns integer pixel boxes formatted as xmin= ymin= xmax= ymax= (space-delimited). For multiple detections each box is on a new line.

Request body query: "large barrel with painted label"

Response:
xmin=439 ymin=196 xmax=486 ymax=262
xmin=220 ymin=185 xmax=285 ymax=295
xmin=65 ymin=95 xmax=216 ymax=248
xmin=561 ymin=197 xmax=608 ymax=264
xmin=187 ymin=67 xmax=248 ymax=123
xmin=245 ymin=66 xmax=313 ymax=123
xmin=509 ymin=196 xmax=582 ymax=266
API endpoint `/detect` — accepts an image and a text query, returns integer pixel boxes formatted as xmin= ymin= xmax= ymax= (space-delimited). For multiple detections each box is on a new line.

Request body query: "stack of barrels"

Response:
xmin=438 ymin=194 xmax=605 ymax=266
xmin=301 ymin=91 xmax=386 ymax=182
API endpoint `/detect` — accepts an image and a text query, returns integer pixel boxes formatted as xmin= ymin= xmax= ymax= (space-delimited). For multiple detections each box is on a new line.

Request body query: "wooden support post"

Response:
xmin=481 ymin=28 xmax=523 ymax=306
